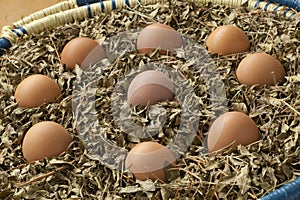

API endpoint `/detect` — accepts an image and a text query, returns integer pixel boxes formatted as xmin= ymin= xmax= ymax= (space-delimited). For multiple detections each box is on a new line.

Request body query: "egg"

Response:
xmin=61 ymin=37 xmax=106 ymax=70
xmin=22 ymin=121 xmax=72 ymax=162
xmin=207 ymin=112 xmax=260 ymax=152
xmin=125 ymin=141 xmax=176 ymax=182
xmin=136 ymin=23 xmax=183 ymax=55
xmin=236 ymin=52 xmax=286 ymax=86
xmin=15 ymin=74 xmax=61 ymax=108
xmin=206 ymin=25 xmax=250 ymax=55
xmin=127 ymin=70 xmax=175 ymax=106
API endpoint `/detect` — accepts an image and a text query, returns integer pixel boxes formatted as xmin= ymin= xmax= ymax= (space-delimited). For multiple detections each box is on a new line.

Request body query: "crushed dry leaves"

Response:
xmin=0 ymin=1 xmax=300 ymax=199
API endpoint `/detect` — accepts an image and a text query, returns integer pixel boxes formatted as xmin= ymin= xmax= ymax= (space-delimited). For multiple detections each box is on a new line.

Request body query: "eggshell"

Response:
xmin=236 ymin=53 xmax=286 ymax=86
xmin=22 ymin=121 xmax=72 ymax=162
xmin=127 ymin=70 xmax=175 ymax=106
xmin=206 ymin=25 xmax=250 ymax=55
xmin=61 ymin=37 xmax=106 ymax=70
xmin=207 ymin=112 xmax=260 ymax=152
xmin=125 ymin=141 xmax=176 ymax=182
xmin=15 ymin=74 xmax=61 ymax=108
xmin=136 ymin=23 xmax=183 ymax=55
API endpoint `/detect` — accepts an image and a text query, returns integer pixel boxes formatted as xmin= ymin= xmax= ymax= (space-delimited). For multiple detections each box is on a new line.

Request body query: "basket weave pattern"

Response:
xmin=0 ymin=0 xmax=299 ymax=199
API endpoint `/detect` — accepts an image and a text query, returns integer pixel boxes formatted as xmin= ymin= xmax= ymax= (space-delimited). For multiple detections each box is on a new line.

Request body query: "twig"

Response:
xmin=122 ymin=174 xmax=136 ymax=184
xmin=210 ymin=173 xmax=222 ymax=200
xmin=49 ymin=34 xmax=61 ymax=64
xmin=14 ymin=160 xmax=75 ymax=187
xmin=0 ymin=163 xmax=28 ymax=175
xmin=248 ymin=187 xmax=258 ymax=199
xmin=280 ymin=100 xmax=300 ymax=116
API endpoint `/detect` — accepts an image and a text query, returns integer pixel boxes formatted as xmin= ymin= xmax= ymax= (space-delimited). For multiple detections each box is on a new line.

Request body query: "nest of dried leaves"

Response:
xmin=0 ymin=1 xmax=299 ymax=199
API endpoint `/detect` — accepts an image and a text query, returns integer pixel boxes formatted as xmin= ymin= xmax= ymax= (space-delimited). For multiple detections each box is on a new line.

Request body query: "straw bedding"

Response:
xmin=0 ymin=1 xmax=299 ymax=199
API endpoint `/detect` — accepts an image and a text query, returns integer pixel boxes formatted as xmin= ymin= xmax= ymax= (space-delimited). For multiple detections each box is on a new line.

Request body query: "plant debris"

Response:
xmin=0 ymin=1 xmax=299 ymax=199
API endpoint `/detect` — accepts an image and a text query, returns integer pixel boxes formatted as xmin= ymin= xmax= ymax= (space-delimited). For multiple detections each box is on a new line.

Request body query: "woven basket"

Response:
xmin=0 ymin=0 xmax=299 ymax=53
xmin=0 ymin=0 xmax=299 ymax=199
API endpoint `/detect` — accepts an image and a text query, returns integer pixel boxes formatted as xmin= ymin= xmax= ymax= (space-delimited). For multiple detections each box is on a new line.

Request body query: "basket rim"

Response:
xmin=0 ymin=0 xmax=299 ymax=55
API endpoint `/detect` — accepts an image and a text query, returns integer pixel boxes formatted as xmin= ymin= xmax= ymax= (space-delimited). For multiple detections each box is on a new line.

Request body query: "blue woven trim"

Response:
xmin=260 ymin=177 xmax=300 ymax=200
xmin=125 ymin=0 xmax=130 ymax=6
xmin=76 ymin=0 xmax=85 ymax=6
xmin=13 ymin=30 xmax=21 ymax=37
xmin=100 ymin=0 xmax=105 ymax=11
xmin=77 ymin=0 xmax=102 ymax=6
xmin=290 ymin=12 xmax=296 ymax=18
xmin=264 ymin=1 xmax=271 ymax=11
xmin=12 ymin=27 xmax=28 ymax=37
xmin=0 ymin=37 xmax=12 ymax=55
xmin=18 ymin=27 xmax=28 ymax=35
xmin=255 ymin=0 xmax=261 ymax=7
xmin=283 ymin=8 xmax=291 ymax=16
xmin=269 ymin=0 xmax=300 ymax=11
xmin=273 ymin=4 xmax=281 ymax=10
xmin=112 ymin=0 xmax=116 ymax=9
xmin=87 ymin=2 xmax=93 ymax=18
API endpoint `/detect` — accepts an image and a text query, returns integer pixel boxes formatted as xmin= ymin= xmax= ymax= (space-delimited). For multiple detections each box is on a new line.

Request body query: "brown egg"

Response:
xmin=61 ymin=37 xmax=106 ymax=70
xmin=127 ymin=70 xmax=175 ymax=106
xmin=206 ymin=25 xmax=250 ymax=55
xmin=15 ymin=74 xmax=61 ymax=108
xmin=136 ymin=23 xmax=183 ymax=55
xmin=207 ymin=112 xmax=260 ymax=152
xmin=125 ymin=141 xmax=176 ymax=182
xmin=22 ymin=121 xmax=72 ymax=162
xmin=236 ymin=53 xmax=286 ymax=86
